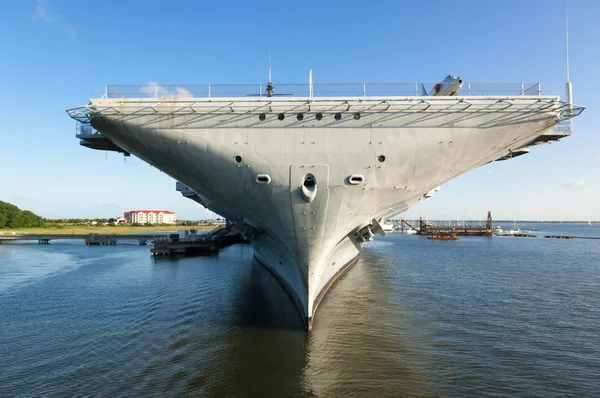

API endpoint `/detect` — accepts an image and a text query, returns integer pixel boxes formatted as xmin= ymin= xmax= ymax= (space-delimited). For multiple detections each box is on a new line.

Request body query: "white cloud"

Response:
xmin=140 ymin=82 xmax=168 ymax=98
xmin=139 ymin=83 xmax=194 ymax=98
xmin=174 ymin=87 xmax=193 ymax=98
xmin=564 ymin=178 xmax=585 ymax=188
xmin=32 ymin=0 xmax=77 ymax=39
xmin=32 ymin=0 xmax=56 ymax=22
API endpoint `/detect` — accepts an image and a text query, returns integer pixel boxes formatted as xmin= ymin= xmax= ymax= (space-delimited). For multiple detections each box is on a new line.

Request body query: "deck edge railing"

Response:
xmin=101 ymin=82 xmax=542 ymax=99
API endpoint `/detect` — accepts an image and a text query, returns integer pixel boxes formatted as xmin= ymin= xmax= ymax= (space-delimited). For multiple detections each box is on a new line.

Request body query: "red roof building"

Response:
xmin=124 ymin=210 xmax=176 ymax=224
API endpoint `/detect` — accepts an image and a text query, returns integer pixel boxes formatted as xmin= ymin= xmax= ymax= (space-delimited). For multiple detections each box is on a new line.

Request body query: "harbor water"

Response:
xmin=1 ymin=223 xmax=599 ymax=397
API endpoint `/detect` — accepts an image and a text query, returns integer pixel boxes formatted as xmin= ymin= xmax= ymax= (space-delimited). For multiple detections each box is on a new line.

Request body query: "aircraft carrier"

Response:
xmin=68 ymin=76 xmax=583 ymax=330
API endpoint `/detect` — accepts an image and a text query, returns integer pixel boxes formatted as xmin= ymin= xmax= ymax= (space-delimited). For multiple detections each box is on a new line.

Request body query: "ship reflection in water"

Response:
xmin=1 ymin=222 xmax=599 ymax=397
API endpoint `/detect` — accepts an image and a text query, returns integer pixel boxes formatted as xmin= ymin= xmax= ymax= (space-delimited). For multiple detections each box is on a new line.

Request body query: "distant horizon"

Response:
xmin=3 ymin=206 xmax=598 ymax=225
xmin=1 ymin=198 xmax=598 ymax=224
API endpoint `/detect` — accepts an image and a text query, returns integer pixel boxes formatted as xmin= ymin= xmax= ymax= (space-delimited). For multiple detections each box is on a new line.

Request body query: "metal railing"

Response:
xmin=102 ymin=82 xmax=542 ymax=99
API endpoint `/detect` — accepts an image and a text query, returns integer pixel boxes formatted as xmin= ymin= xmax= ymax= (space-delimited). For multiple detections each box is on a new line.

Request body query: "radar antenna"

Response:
xmin=266 ymin=53 xmax=273 ymax=97
xmin=247 ymin=54 xmax=294 ymax=98
xmin=565 ymin=0 xmax=570 ymax=84
xmin=565 ymin=0 xmax=572 ymax=106
xmin=246 ymin=53 xmax=294 ymax=97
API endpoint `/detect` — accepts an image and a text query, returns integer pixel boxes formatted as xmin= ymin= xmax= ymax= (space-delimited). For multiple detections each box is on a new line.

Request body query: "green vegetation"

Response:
xmin=0 ymin=201 xmax=44 ymax=229
xmin=38 ymin=219 xmax=216 ymax=229
xmin=7 ymin=225 xmax=215 ymax=235
xmin=0 ymin=201 xmax=218 ymax=231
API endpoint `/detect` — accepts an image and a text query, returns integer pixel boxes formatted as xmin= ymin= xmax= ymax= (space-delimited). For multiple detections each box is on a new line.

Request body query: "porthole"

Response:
xmin=278 ymin=113 xmax=285 ymax=121
xmin=297 ymin=113 xmax=304 ymax=121
xmin=334 ymin=113 xmax=342 ymax=120
xmin=315 ymin=113 xmax=323 ymax=121
xmin=234 ymin=155 xmax=243 ymax=163
xmin=378 ymin=155 xmax=386 ymax=163
xmin=354 ymin=112 xmax=361 ymax=120
xmin=259 ymin=113 xmax=266 ymax=121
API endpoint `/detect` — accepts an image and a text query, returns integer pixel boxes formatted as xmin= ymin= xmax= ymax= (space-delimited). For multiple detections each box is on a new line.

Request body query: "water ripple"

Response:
xmin=1 ymin=224 xmax=599 ymax=397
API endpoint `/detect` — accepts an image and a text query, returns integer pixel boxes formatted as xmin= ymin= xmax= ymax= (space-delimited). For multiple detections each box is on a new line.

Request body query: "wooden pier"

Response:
xmin=0 ymin=232 xmax=163 ymax=245
xmin=1 ymin=227 xmax=247 ymax=255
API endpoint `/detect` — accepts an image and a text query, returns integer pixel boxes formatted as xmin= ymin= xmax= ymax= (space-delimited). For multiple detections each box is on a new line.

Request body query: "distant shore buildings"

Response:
xmin=107 ymin=216 xmax=127 ymax=225
xmin=124 ymin=210 xmax=176 ymax=224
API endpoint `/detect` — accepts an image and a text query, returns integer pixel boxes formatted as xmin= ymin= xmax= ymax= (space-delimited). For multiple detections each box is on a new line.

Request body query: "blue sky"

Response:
xmin=0 ymin=0 xmax=598 ymax=221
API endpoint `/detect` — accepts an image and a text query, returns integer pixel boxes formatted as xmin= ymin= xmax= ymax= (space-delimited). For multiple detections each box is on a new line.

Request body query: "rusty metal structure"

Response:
xmin=410 ymin=211 xmax=494 ymax=237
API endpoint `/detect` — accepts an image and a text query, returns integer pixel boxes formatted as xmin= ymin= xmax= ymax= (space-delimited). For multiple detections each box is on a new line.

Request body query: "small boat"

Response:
xmin=382 ymin=220 xmax=395 ymax=233
xmin=427 ymin=231 xmax=457 ymax=240
xmin=493 ymin=222 xmax=536 ymax=237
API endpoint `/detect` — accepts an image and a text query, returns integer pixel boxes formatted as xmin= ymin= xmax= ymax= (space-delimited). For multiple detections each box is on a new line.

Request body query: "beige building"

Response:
xmin=124 ymin=210 xmax=176 ymax=224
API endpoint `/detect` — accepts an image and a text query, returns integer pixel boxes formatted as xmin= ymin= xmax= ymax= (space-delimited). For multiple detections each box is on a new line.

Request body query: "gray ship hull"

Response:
xmin=75 ymin=94 xmax=577 ymax=330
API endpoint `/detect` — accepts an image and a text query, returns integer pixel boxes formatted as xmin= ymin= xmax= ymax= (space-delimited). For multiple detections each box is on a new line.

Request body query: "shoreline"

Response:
xmin=0 ymin=225 xmax=217 ymax=235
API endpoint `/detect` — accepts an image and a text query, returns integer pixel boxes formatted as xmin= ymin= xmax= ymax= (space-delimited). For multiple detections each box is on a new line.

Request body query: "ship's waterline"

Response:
xmin=253 ymin=230 xmax=361 ymax=330
xmin=70 ymin=88 xmax=582 ymax=329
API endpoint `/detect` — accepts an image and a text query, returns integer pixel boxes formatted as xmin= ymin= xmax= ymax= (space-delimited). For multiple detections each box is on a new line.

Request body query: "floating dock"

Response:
xmin=151 ymin=239 xmax=219 ymax=255
xmin=544 ymin=235 xmax=600 ymax=240
xmin=151 ymin=226 xmax=246 ymax=255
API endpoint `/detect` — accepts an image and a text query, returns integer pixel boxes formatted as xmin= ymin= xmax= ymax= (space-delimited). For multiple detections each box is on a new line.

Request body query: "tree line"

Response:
xmin=0 ymin=201 xmax=212 ymax=229
xmin=0 ymin=201 xmax=44 ymax=229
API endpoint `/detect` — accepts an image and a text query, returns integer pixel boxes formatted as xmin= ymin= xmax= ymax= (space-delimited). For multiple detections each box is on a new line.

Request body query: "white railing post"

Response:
xmin=415 ymin=83 xmax=418 ymax=96
xmin=468 ymin=83 xmax=471 ymax=96
xmin=208 ymin=84 xmax=211 ymax=98
xmin=521 ymin=82 xmax=525 ymax=95
xmin=363 ymin=83 xmax=366 ymax=97
xmin=154 ymin=85 xmax=158 ymax=99
xmin=104 ymin=85 xmax=108 ymax=98
xmin=259 ymin=83 xmax=262 ymax=98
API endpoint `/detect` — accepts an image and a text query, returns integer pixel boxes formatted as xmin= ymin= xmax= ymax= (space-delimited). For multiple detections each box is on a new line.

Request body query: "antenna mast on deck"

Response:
xmin=266 ymin=53 xmax=273 ymax=97
xmin=565 ymin=0 xmax=572 ymax=106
